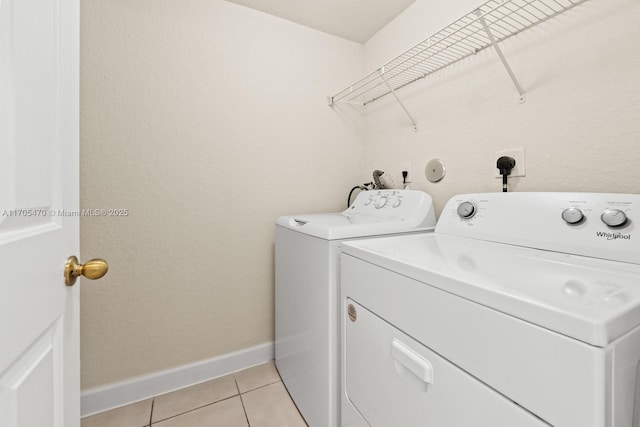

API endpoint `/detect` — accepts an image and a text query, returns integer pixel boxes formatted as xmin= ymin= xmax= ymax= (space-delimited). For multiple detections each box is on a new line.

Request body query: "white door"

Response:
xmin=0 ymin=0 xmax=80 ymax=426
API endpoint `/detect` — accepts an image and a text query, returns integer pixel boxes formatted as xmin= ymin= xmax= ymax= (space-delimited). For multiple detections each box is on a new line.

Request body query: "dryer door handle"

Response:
xmin=391 ymin=338 xmax=434 ymax=384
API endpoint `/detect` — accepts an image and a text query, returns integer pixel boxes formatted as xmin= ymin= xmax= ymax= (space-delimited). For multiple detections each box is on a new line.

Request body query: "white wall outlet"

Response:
xmin=402 ymin=163 xmax=412 ymax=183
xmin=495 ymin=148 xmax=525 ymax=178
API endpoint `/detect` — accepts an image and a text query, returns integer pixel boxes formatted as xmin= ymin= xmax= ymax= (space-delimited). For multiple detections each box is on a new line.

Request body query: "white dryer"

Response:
xmin=341 ymin=192 xmax=640 ymax=427
xmin=275 ymin=190 xmax=437 ymax=427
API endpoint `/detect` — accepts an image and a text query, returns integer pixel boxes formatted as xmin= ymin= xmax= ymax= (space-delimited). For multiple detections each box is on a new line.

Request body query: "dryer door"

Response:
xmin=344 ymin=299 xmax=550 ymax=427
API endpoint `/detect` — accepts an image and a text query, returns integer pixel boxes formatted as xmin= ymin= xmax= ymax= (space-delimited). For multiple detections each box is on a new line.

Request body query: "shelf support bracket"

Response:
xmin=378 ymin=68 xmax=418 ymax=131
xmin=476 ymin=10 xmax=526 ymax=103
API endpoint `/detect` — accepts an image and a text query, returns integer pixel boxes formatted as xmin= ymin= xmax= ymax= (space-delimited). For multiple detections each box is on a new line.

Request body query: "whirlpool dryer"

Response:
xmin=275 ymin=189 xmax=436 ymax=427
xmin=341 ymin=192 xmax=640 ymax=427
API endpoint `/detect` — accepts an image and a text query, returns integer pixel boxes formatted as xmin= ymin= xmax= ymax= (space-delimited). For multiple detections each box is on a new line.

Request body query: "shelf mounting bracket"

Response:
xmin=378 ymin=67 xmax=418 ymax=131
xmin=476 ymin=9 xmax=526 ymax=103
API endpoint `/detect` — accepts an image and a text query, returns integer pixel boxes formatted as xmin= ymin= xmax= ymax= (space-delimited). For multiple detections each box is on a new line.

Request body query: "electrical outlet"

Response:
xmin=402 ymin=163 xmax=412 ymax=183
xmin=495 ymin=148 xmax=525 ymax=178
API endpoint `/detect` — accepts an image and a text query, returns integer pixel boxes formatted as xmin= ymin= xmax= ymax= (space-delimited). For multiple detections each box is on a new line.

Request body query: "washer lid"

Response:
xmin=341 ymin=233 xmax=640 ymax=347
xmin=276 ymin=213 xmax=434 ymax=240
xmin=275 ymin=190 xmax=437 ymax=240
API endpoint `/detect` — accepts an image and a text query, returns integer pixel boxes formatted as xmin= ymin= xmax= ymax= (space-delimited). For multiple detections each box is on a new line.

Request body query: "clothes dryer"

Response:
xmin=341 ymin=192 xmax=640 ymax=427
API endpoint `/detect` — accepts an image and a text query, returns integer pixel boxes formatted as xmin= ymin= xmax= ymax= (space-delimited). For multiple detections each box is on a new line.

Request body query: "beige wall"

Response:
xmin=359 ymin=0 xmax=640 ymax=214
xmin=80 ymin=0 xmax=364 ymax=389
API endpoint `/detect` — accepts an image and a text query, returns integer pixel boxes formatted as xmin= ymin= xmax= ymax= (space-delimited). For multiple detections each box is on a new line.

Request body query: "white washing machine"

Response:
xmin=341 ymin=192 xmax=640 ymax=427
xmin=275 ymin=189 xmax=437 ymax=427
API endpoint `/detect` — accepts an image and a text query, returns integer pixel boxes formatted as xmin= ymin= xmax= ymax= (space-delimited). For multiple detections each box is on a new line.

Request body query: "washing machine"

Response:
xmin=341 ymin=192 xmax=640 ymax=427
xmin=275 ymin=189 xmax=437 ymax=427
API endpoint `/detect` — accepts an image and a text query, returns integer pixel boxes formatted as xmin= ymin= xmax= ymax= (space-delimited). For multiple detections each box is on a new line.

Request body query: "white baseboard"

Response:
xmin=80 ymin=341 xmax=274 ymax=418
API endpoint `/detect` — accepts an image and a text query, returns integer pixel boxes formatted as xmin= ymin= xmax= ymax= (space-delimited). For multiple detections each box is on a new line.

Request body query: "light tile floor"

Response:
xmin=81 ymin=361 xmax=308 ymax=427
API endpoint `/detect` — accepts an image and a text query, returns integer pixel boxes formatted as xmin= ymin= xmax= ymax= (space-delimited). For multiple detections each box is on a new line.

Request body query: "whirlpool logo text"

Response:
xmin=596 ymin=231 xmax=631 ymax=240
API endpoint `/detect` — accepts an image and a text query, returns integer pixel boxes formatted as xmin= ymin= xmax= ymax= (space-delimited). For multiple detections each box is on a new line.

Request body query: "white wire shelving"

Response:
xmin=327 ymin=0 xmax=589 ymax=130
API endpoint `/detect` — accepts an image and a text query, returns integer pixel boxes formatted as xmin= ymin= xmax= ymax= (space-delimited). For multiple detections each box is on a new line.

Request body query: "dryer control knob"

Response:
xmin=374 ymin=196 xmax=388 ymax=209
xmin=601 ymin=209 xmax=627 ymax=227
xmin=457 ymin=201 xmax=476 ymax=219
xmin=392 ymin=199 xmax=402 ymax=208
xmin=561 ymin=207 xmax=584 ymax=225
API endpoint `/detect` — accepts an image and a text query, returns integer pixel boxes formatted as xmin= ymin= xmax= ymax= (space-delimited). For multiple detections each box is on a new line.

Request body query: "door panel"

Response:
xmin=0 ymin=320 xmax=63 ymax=426
xmin=0 ymin=0 xmax=79 ymax=425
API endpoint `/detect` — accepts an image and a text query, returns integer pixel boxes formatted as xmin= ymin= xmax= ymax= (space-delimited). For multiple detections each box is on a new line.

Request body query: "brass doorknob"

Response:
xmin=64 ymin=256 xmax=109 ymax=286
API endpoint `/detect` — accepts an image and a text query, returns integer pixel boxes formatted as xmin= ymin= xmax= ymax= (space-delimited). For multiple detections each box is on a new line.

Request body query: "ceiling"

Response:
xmin=225 ymin=0 xmax=417 ymax=44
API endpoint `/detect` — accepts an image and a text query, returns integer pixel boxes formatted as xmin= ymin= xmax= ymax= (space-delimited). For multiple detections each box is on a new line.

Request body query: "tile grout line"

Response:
xmin=145 ymin=366 xmax=280 ymax=426
xmin=235 ymin=377 xmax=251 ymax=427
xmin=239 ymin=379 xmax=282 ymax=396
xmin=148 ymin=399 xmax=155 ymax=426
xmin=150 ymin=394 xmax=239 ymax=424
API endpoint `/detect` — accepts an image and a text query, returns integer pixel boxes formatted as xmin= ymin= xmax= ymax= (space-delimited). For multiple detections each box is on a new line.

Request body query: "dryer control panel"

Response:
xmin=437 ymin=192 xmax=640 ymax=265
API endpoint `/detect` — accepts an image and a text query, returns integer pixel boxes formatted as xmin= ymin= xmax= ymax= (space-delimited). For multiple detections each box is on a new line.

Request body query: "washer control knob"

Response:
xmin=457 ymin=201 xmax=476 ymax=219
xmin=392 ymin=199 xmax=402 ymax=208
xmin=561 ymin=207 xmax=584 ymax=225
xmin=364 ymin=198 xmax=372 ymax=206
xmin=601 ymin=209 xmax=628 ymax=227
xmin=374 ymin=196 xmax=388 ymax=209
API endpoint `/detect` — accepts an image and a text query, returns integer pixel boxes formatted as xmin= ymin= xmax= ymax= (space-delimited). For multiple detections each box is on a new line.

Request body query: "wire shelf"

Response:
xmin=328 ymin=0 xmax=588 ymax=107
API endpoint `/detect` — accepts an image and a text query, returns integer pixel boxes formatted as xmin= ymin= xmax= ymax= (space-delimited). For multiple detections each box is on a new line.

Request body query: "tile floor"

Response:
xmin=81 ymin=361 xmax=308 ymax=427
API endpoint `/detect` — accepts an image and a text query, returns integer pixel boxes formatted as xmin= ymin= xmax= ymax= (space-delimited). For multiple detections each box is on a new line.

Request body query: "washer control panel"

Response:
xmin=348 ymin=190 xmax=417 ymax=216
xmin=366 ymin=193 xmax=398 ymax=210
xmin=339 ymin=189 xmax=437 ymax=232
xmin=439 ymin=193 xmax=639 ymax=265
